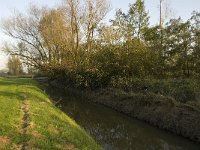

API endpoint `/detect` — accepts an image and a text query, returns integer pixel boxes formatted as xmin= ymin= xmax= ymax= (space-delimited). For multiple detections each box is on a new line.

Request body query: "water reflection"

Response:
xmin=46 ymin=87 xmax=200 ymax=150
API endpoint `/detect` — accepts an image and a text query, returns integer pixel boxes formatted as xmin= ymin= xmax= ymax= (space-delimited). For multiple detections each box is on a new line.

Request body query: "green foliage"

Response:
xmin=2 ymin=1 xmax=200 ymax=94
xmin=38 ymin=2 xmax=200 ymax=97
xmin=111 ymin=77 xmax=199 ymax=103
xmin=111 ymin=0 xmax=149 ymax=41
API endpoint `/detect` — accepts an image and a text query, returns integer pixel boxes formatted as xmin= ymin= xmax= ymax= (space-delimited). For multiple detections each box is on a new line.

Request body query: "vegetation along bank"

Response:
xmin=50 ymin=78 xmax=200 ymax=144
xmin=1 ymin=0 xmax=200 ymax=146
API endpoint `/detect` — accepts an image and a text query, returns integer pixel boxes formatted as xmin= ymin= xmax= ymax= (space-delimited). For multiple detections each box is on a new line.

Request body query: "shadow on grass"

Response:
xmin=0 ymin=78 xmax=34 ymax=87
xmin=0 ymin=78 xmax=43 ymax=102
xmin=0 ymin=91 xmax=24 ymax=101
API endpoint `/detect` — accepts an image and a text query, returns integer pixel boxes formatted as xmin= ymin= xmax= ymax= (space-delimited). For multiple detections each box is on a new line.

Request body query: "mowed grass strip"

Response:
xmin=0 ymin=78 xmax=102 ymax=150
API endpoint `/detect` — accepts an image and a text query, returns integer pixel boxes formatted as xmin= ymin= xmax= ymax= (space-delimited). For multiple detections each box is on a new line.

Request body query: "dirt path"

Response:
xmin=21 ymin=99 xmax=30 ymax=150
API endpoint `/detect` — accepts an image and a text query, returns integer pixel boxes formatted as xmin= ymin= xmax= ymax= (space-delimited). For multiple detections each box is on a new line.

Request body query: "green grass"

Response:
xmin=0 ymin=78 xmax=102 ymax=150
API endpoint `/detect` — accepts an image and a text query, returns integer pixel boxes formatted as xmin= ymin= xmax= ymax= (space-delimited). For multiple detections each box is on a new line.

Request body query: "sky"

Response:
xmin=0 ymin=0 xmax=200 ymax=70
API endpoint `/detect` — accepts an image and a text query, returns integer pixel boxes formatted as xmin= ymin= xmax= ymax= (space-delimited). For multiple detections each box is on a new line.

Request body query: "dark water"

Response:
xmin=46 ymin=87 xmax=200 ymax=150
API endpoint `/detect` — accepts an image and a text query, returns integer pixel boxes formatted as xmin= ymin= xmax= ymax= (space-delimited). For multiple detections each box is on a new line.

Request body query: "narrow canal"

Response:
xmin=46 ymin=86 xmax=200 ymax=150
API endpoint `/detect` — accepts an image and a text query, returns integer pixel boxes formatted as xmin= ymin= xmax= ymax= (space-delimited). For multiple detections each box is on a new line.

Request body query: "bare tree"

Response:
xmin=61 ymin=0 xmax=110 ymax=67
xmin=159 ymin=0 xmax=174 ymax=28
xmin=1 ymin=5 xmax=48 ymax=68
xmin=61 ymin=0 xmax=82 ymax=68
xmin=1 ymin=0 xmax=110 ymax=71
xmin=84 ymin=0 xmax=110 ymax=52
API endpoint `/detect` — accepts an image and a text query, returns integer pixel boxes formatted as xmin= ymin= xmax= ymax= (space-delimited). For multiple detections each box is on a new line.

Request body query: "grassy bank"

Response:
xmin=0 ymin=78 xmax=102 ymax=150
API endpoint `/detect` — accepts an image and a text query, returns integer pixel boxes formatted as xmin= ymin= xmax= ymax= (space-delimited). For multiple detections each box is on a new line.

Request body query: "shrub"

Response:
xmin=111 ymin=77 xmax=199 ymax=103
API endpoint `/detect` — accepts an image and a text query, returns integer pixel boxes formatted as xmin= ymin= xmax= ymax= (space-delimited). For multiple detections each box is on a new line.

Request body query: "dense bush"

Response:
xmin=111 ymin=77 xmax=199 ymax=103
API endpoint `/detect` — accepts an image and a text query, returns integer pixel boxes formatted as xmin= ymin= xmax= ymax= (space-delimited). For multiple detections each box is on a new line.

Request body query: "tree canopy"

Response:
xmin=1 ymin=0 xmax=200 ymax=88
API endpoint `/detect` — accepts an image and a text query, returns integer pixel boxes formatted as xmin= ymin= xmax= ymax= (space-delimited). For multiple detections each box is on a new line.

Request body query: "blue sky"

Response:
xmin=0 ymin=0 xmax=200 ymax=69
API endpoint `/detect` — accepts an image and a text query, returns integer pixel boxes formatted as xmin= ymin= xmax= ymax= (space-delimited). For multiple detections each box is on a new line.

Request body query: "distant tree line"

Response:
xmin=1 ymin=0 xmax=200 ymax=89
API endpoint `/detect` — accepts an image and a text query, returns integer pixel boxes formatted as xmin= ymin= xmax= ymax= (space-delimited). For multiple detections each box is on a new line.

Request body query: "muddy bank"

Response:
xmin=90 ymin=88 xmax=200 ymax=143
xmin=49 ymin=79 xmax=200 ymax=144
